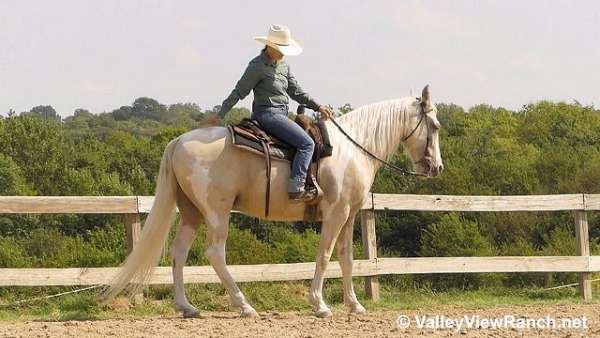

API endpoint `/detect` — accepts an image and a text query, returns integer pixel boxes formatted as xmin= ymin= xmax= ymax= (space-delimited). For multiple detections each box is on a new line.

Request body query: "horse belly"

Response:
xmin=234 ymin=160 xmax=307 ymax=221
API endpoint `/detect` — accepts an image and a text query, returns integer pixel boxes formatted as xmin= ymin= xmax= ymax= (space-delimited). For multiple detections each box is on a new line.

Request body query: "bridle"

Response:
xmin=329 ymin=100 xmax=435 ymax=177
xmin=408 ymin=103 xmax=435 ymax=173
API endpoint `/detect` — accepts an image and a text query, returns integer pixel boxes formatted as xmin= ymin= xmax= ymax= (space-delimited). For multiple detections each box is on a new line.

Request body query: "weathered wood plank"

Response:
xmin=574 ymin=211 xmax=592 ymax=300
xmin=124 ymin=214 xmax=142 ymax=254
xmin=1 ymin=256 xmax=597 ymax=286
xmin=0 ymin=194 xmax=592 ymax=214
xmin=361 ymin=194 xmax=374 ymax=210
xmin=0 ymin=261 xmax=375 ymax=286
xmin=0 ymin=196 xmax=138 ymax=214
xmin=360 ymin=210 xmax=380 ymax=301
xmin=137 ymin=196 xmax=154 ymax=214
xmin=584 ymin=194 xmax=600 ymax=210
xmin=375 ymin=256 xmax=592 ymax=274
xmin=371 ymin=194 xmax=585 ymax=211
xmin=137 ymin=196 xmax=180 ymax=214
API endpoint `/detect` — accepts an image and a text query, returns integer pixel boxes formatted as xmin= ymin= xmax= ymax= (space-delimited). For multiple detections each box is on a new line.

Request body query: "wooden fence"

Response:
xmin=0 ymin=194 xmax=598 ymax=300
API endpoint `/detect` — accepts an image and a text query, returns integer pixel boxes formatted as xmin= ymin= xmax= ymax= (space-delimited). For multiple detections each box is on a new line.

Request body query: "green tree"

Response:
xmin=0 ymin=154 xmax=35 ymax=195
xmin=22 ymin=105 xmax=60 ymax=120
xmin=130 ymin=97 xmax=169 ymax=122
xmin=0 ymin=116 xmax=70 ymax=194
xmin=223 ymin=107 xmax=251 ymax=125
xmin=111 ymin=105 xmax=133 ymax=121
xmin=169 ymin=103 xmax=203 ymax=121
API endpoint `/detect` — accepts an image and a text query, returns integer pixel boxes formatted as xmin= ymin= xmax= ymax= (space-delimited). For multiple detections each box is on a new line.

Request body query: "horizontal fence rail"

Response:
xmin=2 ymin=194 xmax=600 ymax=213
xmin=0 ymin=196 xmax=138 ymax=214
xmin=369 ymin=194 xmax=587 ymax=211
xmin=1 ymin=257 xmax=599 ymax=287
xmin=0 ymin=194 xmax=597 ymax=300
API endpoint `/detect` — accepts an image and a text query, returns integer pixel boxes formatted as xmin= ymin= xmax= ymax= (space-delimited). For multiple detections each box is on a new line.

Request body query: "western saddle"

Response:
xmin=227 ymin=105 xmax=333 ymax=221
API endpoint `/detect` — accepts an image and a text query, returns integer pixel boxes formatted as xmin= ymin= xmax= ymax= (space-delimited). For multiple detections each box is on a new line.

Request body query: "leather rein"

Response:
xmin=329 ymin=102 xmax=433 ymax=177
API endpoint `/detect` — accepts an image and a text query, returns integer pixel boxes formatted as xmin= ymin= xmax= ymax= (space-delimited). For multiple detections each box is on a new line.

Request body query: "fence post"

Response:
xmin=574 ymin=210 xmax=592 ymax=300
xmin=124 ymin=213 xmax=141 ymax=253
xmin=124 ymin=212 xmax=143 ymax=303
xmin=360 ymin=209 xmax=380 ymax=301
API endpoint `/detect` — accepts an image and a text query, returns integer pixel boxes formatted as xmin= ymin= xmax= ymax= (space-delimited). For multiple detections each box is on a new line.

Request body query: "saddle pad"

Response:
xmin=228 ymin=126 xmax=294 ymax=161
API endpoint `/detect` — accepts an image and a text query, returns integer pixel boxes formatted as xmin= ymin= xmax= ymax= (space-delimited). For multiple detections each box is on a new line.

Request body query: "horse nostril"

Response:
xmin=438 ymin=165 xmax=444 ymax=173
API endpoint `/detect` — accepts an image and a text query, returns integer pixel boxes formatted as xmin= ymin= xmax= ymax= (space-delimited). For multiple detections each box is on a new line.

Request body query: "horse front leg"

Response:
xmin=336 ymin=211 xmax=366 ymax=314
xmin=308 ymin=206 xmax=350 ymax=318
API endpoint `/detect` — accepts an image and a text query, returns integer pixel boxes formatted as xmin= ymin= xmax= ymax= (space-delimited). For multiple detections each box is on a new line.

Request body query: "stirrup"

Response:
xmin=307 ymin=181 xmax=323 ymax=205
xmin=304 ymin=175 xmax=323 ymax=205
xmin=288 ymin=189 xmax=318 ymax=203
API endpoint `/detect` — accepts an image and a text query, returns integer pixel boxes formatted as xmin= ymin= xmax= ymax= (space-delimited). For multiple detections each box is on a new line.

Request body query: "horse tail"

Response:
xmin=101 ymin=137 xmax=180 ymax=304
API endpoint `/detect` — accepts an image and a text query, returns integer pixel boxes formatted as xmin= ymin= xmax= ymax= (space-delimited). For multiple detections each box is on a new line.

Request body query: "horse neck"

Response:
xmin=335 ymin=99 xmax=412 ymax=170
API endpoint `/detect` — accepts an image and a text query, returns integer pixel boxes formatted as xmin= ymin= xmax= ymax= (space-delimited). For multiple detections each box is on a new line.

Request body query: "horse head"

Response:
xmin=402 ymin=85 xmax=444 ymax=178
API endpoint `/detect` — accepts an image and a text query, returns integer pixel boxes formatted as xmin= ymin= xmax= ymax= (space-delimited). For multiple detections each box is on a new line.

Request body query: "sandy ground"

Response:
xmin=0 ymin=304 xmax=598 ymax=338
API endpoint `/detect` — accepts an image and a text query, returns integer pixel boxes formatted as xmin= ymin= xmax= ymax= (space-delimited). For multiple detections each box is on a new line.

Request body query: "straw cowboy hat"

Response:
xmin=254 ymin=24 xmax=303 ymax=56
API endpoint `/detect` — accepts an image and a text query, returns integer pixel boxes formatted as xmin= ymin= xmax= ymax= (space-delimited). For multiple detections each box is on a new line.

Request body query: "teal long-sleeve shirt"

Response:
xmin=218 ymin=50 xmax=321 ymax=117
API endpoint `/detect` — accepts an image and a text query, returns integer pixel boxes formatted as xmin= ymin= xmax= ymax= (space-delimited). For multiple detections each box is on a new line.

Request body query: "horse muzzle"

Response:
xmin=416 ymin=158 xmax=443 ymax=178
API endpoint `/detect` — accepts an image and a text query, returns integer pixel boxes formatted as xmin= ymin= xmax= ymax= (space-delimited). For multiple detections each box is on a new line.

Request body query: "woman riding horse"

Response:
xmin=215 ymin=24 xmax=334 ymax=201
xmin=101 ymin=24 xmax=443 ymax=319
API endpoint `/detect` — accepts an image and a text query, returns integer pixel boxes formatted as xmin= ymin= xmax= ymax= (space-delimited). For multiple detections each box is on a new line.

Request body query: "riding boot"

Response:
xmin=288 ymin=175 xmax=322 ymax=204
xmin=288 ymin=189 xmax=318 ymax=202
xmin=288 ymin=177 xmax=316 ymax=203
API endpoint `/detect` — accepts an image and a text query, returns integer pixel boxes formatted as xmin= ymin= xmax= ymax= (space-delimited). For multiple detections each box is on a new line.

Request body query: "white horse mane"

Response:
xmin=335 ymin=97 xmax=417 ymax=160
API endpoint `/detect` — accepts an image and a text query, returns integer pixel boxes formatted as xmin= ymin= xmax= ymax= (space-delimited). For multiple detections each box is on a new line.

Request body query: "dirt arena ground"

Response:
xmin=0 ymin=304 xmax=597 ymax=338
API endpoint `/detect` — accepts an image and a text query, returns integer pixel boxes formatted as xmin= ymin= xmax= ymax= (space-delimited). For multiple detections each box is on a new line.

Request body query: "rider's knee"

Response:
xmin=301 ymin=136 xmax=315 ymax=151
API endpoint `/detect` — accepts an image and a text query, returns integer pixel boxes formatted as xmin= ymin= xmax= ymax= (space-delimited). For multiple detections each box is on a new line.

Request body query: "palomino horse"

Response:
xmin=102 ymin=85 xmax=443 ymax=318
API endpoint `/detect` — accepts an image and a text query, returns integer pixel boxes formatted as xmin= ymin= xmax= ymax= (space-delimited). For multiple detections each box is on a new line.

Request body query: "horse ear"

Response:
xmin=421 ymin=85 xmax=431 ymax=107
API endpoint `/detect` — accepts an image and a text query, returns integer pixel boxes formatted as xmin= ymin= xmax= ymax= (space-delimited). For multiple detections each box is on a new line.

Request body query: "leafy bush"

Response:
xmin=419 ymin=213 xmax=495 ymax=257
xmin=0 ymin=154 xmax=35 ymax=195
xmin=0 ymin=237 xmax=29 ymax=268
xmin=269 ymin=227 xmax=321 ymax=263
xmin=417 ymin=213 xmax=499 ymax=290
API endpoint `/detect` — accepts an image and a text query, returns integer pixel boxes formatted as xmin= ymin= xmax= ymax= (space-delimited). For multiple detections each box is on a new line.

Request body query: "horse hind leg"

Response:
xmin=171 ymin=188 xmax=202 ymax=318
xmin=203 ymin=208 xmax=259 ymax=318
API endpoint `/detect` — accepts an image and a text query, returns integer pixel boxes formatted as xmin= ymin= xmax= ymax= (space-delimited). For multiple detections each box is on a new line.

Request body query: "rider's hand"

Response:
xmin=318 ymin=105 xmax=334 ymax=120
xmin=198 ymin=114 xmax=223 ymax=128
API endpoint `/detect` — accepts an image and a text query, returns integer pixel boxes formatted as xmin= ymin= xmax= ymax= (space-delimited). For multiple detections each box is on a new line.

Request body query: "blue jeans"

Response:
xmin=251 ymin=106 xmax=314 ymax=193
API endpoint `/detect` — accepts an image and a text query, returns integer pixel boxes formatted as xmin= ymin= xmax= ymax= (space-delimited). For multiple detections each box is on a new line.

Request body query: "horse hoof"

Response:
xmin=240 ymin=306 xmax=259 ymax=318
xmin=314 ymin=308 xmax=333 ymax=318
xmin=350 ymin=304 xmax=367 ymax=315
xmin=182 ymin=308 xmax=201 ymax=318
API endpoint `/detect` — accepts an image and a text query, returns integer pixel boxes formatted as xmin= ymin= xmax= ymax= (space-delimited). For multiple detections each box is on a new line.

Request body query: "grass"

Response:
xmin=0 ymin=278 xmax=597 ymax=321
